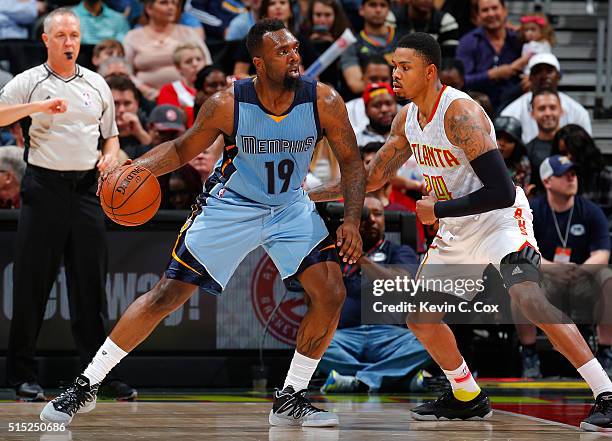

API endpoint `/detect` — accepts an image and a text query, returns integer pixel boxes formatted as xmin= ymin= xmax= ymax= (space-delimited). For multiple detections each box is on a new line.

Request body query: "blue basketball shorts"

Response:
xmin=165 ymin=184 xmax=339 ymax=295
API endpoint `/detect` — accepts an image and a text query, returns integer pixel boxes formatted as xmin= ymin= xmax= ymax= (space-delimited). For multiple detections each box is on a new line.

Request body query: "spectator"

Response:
xmin=394 ymin=0 xmax=460 ymax=58
xmin=166 ymin=165 xmax=203 ymax=209
xmin=519 ymin=13 xmax=554 ymax=68
xmin=0 ymin=8 xmax=135 ymax=400
xmin=493 ymin=116 xmax=532 ymax=195
xmin=72 ymin=0 xmax=130 ymax=45
xmin=0 ymin=146 xmax=26 ymax=209
xmin=438 ymin=0 xmax=478 ymax=38
xmin=500 ymin=53 xmax=592 ymax=144
xmin=552 ymin=124 xmax=612 ymax=215
xmin=185 ymin=0 xmax=243 ymax=40
xmin=346 ymin=55 xmax=393 ymax=135
xmin=0 ymin=0 xmax=40 ymax=39
xmin=193 ymin=64 xmax=228 ymax=118
xmin=340 ymin=0 xmax=402 ymax=95
xmin=526 ymin=88 xmax=562 ymax=189
xmin=439 ymin=58 xmax=465 ymax=90
xmin=123 ymin=0 xmax=212 ymax=100
xmin=302 ymin=0 xmax=352 ymax=88
xmin=92 ymin=39 xmax=125 ymax=69
xmin=319 ymin=194 xmax=431 ymax=392
xmin=467 ymin=90 xmax=494 ymax=119
xmin=98 ymin=56 xmax=133 ymax=78
xmin=147 ymin=104 xmax=186 ymax=146
xmin=107 ymin=74 xmax=152 ymax=158
xmin=356 ymin=82 xmax=396 ymax=147
xmin=455 ymin=0 xmax=526 ymax=111
xmin=225 ymin=0 xmax=261 ymax=41
xmin=189 ymin=149 xmax=219 ymax=182
xmin=157 ymin=44 xmax=207 ymax=128
xmin=515 ymin=155 xmax=612 ymax=377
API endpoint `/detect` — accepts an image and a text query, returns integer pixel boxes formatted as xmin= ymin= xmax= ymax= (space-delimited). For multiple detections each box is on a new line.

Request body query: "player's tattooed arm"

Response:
xmin=134 ymin=89 xmax=234 ymax=177
xmin=444 ymin=98 xmax=497 ymax=161
xmin=367 ymin=106 xmax=412 ymax=189
xmin=308 ymin=105 xmax=412 ymax=201
xmin=316 ymin=84 xmax=365 ymax=225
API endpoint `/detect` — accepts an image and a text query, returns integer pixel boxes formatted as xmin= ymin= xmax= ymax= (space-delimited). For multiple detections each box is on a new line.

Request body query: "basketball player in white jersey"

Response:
xmin=309 ymin=33 xmax=612 ymax=431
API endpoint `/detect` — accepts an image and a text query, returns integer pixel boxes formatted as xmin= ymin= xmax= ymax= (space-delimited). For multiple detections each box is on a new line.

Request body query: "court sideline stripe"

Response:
xmin=494 ymin=409 xmax=583 ymax=432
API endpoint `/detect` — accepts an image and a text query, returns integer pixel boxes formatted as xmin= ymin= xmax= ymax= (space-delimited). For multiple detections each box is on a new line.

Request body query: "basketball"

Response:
xmin=100 ymin=165 xmax=161 ymax=226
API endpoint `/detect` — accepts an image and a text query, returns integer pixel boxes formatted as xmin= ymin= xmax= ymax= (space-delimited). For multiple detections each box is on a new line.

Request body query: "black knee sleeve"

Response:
xmin=500 ymin=245 xmax=541 ymax=288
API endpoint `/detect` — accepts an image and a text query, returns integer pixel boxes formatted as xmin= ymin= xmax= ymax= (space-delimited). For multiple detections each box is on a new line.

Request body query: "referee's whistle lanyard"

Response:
xmin=551 ymin=204 xmax=574 ymax=249
xmin=342 ymin=237 xmax=385 ymax=278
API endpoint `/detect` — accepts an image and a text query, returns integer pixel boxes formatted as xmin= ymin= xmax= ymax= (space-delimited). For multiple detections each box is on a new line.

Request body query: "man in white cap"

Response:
xmin=500 ymin=53 xmax=591 ymax=144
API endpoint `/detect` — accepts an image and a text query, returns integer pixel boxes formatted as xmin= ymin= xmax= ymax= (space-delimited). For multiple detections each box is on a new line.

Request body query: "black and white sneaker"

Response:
xmin=410 ymin=389 xmax=492 ymax=421
xmin=581 ymin=392 xmax=612 ymax=432
xmin=40 ymin=375 xmax=100 ymax=425
xmin=269 ymin=386 xmax=339 ymax=427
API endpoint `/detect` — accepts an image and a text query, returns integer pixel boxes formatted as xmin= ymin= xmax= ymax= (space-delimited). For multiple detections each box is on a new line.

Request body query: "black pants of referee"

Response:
xmin=7 ymin=165 xmax=108 ymax=387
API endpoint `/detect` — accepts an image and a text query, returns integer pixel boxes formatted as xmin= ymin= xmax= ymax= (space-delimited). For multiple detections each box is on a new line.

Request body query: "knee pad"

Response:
xmin=500 ymin=245 xmax=541 ymax=288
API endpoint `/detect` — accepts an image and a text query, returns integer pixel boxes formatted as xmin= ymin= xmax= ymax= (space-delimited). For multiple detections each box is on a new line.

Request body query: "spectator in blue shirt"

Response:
xmin=455 ymin=0 xmax=528 ymax=111
xmin=514 ymin=155 xmax=612 ymax=378
xmin=73 ymin=0 xmax=130 ymax=45
xmin=318 ymin=194 xmax=431 ymax=392
xmin=225 ymin=0 xmax=259 ymax=40
xmin=0 ymin=0 xmax=40 ymax=39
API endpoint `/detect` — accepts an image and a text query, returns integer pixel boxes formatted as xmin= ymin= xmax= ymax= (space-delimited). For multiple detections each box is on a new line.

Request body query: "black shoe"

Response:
xmin=39 ymin=375 xmax=99 ymax=425
xmin=581 ymin=392 xmax=612 ymax=432
xmin=269 ymin=385 xmax=339 ymax=427
xmin=410 ymin=389 xmax=492 ymax=421
xmin=16 ymin=382 xmax=46 ymax=401
xmin=98 ymin=380 xmax=138 ymax=400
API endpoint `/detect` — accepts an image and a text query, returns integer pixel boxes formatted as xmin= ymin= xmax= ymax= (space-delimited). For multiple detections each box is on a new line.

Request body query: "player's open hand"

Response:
xmin=336 ymin=222 xmax=362 ymax=264
xmin=39 ymin=98 xmax=67 ymax=114
xmin=96 ymin=159 xmax=132 ymax=196
xmin=416 ymin=193 xmax=438 ymax=225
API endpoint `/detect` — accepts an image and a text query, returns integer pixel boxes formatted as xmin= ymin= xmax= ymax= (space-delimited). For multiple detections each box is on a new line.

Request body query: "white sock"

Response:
xmin=283 ymin=351 xmax=320 ymax=391
xmin=83 ymin=338 xmax=128 ymax=385
xmin=443 ymin=359 xmax=481 ymax=402
xmin=577 ymin=358 xmax=612 ymax=398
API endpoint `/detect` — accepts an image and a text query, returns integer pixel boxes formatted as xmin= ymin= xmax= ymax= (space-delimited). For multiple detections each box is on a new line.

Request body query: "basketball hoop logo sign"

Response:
xmin=251 ymin=256 xmax=306 ymax=345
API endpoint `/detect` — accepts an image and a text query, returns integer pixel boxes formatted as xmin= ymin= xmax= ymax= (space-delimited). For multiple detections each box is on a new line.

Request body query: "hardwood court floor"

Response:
xmin=0 ymin=400 xmax=608 ymax=441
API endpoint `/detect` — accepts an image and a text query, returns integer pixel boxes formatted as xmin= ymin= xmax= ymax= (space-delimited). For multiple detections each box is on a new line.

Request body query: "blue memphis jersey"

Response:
xmin=207 ymin=77 xmax=322 ymax=206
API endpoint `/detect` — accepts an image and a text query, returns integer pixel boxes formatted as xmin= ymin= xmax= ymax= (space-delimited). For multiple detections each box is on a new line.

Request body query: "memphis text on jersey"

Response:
xmin=241 ymin=135 xmax=316 ymax=154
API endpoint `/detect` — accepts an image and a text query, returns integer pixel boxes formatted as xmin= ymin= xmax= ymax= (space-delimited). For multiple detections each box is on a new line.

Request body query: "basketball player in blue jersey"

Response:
xmin=41 ymin=19 xmax=365 ymax=427
xmin=309 ymin=33 xmax=612 ymax=431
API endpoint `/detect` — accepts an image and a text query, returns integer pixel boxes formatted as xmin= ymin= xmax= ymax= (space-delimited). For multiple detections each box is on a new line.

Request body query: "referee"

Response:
xmin=0 ymin=8 xmax=135 ymax=400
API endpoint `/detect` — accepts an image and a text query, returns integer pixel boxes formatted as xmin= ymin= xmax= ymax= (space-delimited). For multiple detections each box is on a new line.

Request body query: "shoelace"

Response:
xmin=277 ymin=389 xmax=323 ymax=419
xmin=593 ymin=395 xmax=612 ymax=415
xmin=53 ymin=383 xmax=92 ymax=415
xmin=433 ymin=389 xmax=455 ymax=405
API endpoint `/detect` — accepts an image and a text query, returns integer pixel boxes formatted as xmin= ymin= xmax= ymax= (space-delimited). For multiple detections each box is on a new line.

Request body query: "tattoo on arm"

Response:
xmin=445 ymin=100 xmax=497 ymax=161
xmin=320 ymin=87 xmax=366 ymax=224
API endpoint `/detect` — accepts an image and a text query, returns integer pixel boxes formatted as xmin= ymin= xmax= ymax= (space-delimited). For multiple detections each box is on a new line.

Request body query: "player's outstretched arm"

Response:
xmin=131 ymin=90 xmax=234 ymax=177
xmin=417 ymin=98 xmax=515 ymax=224
xmin=308 ymin=106 xmax=412 ymax=202
xmin=317 ymin=84 xmax=365 ymax=263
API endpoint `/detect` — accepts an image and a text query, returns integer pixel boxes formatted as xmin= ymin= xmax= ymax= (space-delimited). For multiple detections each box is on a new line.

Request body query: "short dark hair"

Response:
xmin=440 ymin=58 xmax=465 ymax=78
xmin=106 ymin=73 xmax=139 ymax=99
xmin=362 ymin=54 xmax=390 ymax=70
xmin=194 ymin=64 xmax=225 ymax=91
xmin=531 ymin=86 xmax=560 ymax=106
xmin=360 ymin=142 xmax=383 ymax=158
xmin=396 ymin=32 xmax=442 ymax=70
xmin=246 ymin=19 xmax=286 ymax=58
xmin=478 ymin=0 xmax=505 ymax=10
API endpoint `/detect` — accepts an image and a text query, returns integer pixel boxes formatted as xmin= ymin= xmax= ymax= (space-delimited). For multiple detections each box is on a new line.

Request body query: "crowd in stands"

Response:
xmin=0 ymin=0 xmax=610 ymax=383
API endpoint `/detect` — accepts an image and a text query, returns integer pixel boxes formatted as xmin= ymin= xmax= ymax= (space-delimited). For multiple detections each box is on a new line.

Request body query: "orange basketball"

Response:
xmin=100 ymin=165 xmax=161 ymax=226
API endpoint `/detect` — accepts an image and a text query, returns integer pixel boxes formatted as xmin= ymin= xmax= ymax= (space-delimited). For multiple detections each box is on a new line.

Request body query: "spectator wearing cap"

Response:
xmin=494 ymin=115 xmax=533 ymax=195
xmin=526 ymin=88 xmax=563 ymax=190
xmin=501 ymin=53 xmax=592 ymax=144
xmin=340 ymin=0 xmax=407 ymax=95
xmin=157 ymin=44 xmax=207 ymax=128
xmin=514 ymin=155 xmax=612 ymax=378
xmin=356 ymin=83 xmax=397 ymax=148
xmin=72 ymin=0 xmax=130 ymax=45
xmin=346 ymin=56 xmax=395 ymax=136
xmin=455 ymin=0 xmax=527 ymax=111
xmin=147 ymin=104 xmax=187 ymax=146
